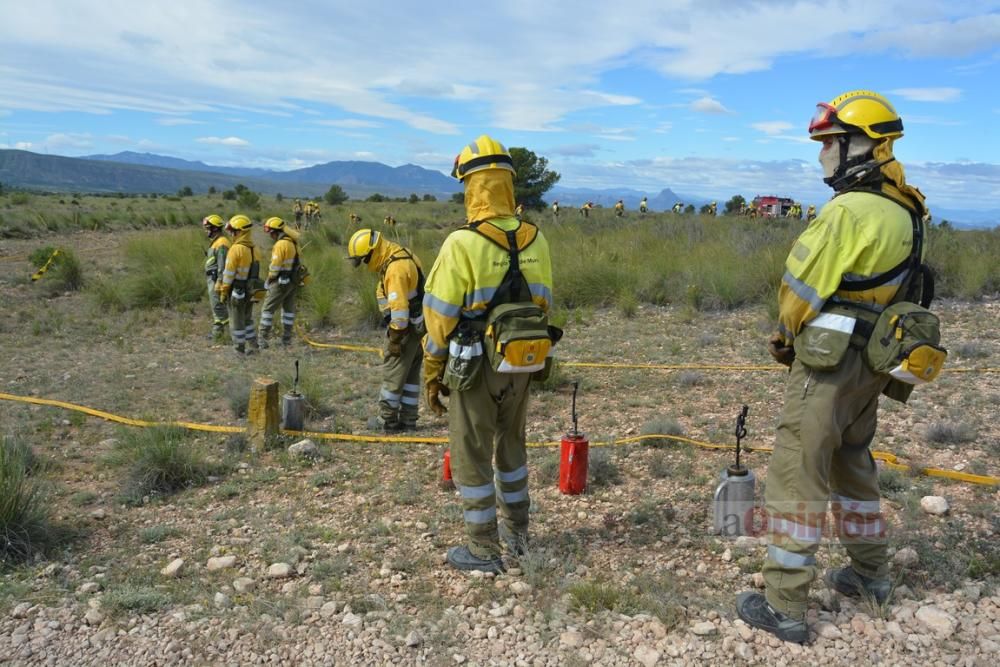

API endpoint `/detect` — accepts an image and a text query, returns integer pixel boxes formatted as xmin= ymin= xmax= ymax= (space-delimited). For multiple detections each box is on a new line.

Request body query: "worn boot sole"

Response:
xmin=446 ymin=546 xmax=505 ymax=573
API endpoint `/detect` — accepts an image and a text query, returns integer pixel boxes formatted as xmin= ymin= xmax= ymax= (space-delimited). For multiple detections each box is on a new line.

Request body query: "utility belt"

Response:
xmin=794 ymin=299 xmax=946 ymax=387
xmin=206 ymin=269 xmax=218 ymax=282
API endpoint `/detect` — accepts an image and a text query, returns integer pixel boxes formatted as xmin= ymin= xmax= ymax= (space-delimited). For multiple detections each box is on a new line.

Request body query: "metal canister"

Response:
xmin=713 ymin=465 xmax=756 ymax=537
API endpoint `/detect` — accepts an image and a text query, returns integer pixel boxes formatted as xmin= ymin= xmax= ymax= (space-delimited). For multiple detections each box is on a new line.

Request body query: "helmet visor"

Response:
xmin=808 ymin=102 xmax=839 ymax=134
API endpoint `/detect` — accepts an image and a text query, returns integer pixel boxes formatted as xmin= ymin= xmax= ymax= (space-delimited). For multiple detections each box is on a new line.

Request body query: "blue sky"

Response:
xmin=1 ymin=0 xmax=998 ymax=210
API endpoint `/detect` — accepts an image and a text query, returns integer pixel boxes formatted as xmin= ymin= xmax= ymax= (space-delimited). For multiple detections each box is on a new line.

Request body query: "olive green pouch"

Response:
xmin=442 ymin=331 xmax=485 ymax=392
xmin=793 ymin=311 xmax=855 ymax=371
xmin=864 ymin=302 xmax=946 ymax=384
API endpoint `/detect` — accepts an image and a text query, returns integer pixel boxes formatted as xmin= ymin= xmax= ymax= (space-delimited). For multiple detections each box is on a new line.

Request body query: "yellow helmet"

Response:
xmin=202 ymin=214 xmax=224 ymax=228
xmin=227 ymin=214 xmax=252 ymax=231
xmin=451 ymin=134 xmax=516 ymax=181
xmin=263 ymin=216 xmax=285 ymax=233
xmin=809 ymin=90 xmax=903 ymax=141
xmin=346 ymin=228 xmax=381 ymax=267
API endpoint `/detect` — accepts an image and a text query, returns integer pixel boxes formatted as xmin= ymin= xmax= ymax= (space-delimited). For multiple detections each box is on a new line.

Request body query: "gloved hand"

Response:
xmin=219 ymin=289 xmax=229 ymax=304
xmin=386 ymin=326 xmax=408 ymax=358
xmin=768 ymin=332 xmax=795 ymax=367
xmin=423 ymin=355 xmax=449 ymax=416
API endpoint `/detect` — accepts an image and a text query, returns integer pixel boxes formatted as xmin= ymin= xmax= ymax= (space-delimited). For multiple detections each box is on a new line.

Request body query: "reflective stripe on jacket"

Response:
xmin=372 ymin=241 xmax=424 ymax=331
xmin=206 ymin=235 xmax=231 ymax=274
xmin=422 ymin=216 xmax=553 ymax=359
xmin=267 ymin=236 xmax=297 ymax=282
xmin=220 ymin=232 xmax=258 ymax=292
xmin=777 ymin=190 xmax=919 ymax=344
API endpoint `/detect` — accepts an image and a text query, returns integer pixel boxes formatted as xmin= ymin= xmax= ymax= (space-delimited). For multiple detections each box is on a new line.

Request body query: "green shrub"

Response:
xmin=0 ymin=436 xmax=60 ymax=566
xmin=121 ymin=229 xmax=204 ymax=308
xmin=103 ymin=584 xmax=171 ymax=616
xmin=588 ymin=447 xmax=622 ymax=487
xmin=107 ymin=427 xmax=227 ymax=505
xmin=29 ymin=246 xmax=84 ymax=294
xmin=923 ymin=421 xmax=977 ymax=447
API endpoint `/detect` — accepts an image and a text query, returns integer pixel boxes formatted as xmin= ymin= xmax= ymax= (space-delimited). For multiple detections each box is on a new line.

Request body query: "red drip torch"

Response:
xmin=441 ymin=449 xmax=454 ymax=489
xmin=559 ymin=382 xmax=589 ymax=495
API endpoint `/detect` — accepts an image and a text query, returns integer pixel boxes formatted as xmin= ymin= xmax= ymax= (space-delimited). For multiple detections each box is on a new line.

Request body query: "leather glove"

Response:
xmin=218 ymin=289 xmax=229 ymax=304
xmin=768 ymin=332 xmax=795 ymax=367
xmin=386 ymin=326 xmax=408 ymax=358
xmin=423 ymin=355 xmax=449 ymax=416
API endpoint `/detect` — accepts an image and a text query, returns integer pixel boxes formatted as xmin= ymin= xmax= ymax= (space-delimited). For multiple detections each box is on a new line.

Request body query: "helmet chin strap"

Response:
xmin=824 ymin=133 xmax=893 ymax=192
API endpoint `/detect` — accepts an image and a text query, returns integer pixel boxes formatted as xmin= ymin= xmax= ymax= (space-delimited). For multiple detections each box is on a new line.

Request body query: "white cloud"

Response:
xmin=156 ymin=116 xmax=204 ymax=126
xmin=751 ymin=121 xmax=793 ymax=135
xmin=889 ymin=87 xmax=962 ymax=103
xmin=691 ymin=97 xmax=732 ymax=114
xmin=196 ymin=136 xmax=249 ymax=147
xmin=43 ymin=132 xmax=93 ymax=150
xmin=315 ymin=119 xmax=382 ymax=129
xmin=15 ymin=141 xmax=32 ymax=150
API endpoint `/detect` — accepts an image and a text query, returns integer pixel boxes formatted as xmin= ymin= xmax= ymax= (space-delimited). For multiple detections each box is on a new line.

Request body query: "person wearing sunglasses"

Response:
xmin=736 ymin=90 xmax=931 ymax=643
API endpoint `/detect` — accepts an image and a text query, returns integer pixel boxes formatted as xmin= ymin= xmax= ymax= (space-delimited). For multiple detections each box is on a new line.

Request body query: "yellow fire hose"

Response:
xmin=1 ymin=391 xmax=995 ymax=486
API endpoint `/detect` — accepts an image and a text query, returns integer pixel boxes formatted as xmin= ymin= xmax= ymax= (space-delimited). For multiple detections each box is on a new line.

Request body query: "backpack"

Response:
xmin=835 ymin=194 xmax=947 ymax=388
xmin=467 ymin=221 xmax=556 ymax=374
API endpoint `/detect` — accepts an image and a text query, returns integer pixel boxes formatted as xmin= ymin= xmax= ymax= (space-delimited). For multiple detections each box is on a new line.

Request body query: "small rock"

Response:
xmin=920 ymin=496 xmax=949 ymax=516
xmin=287 ymin=439 xmax=319 ymax=459
xmin=696 ymin=563 xmax=708 ymax=574
xmin=691 ymin=621 xmax=716 ymax=636
xmin=320 ymin=601 xmax=341 ymax=617
xmin=76 ymin=582 xmax=101 ymax=595
xmin=84 ymin=608 xmax=104 ymax=626
xmin=405 ymin=630 xmax=422 ymax=647
xmin=233 ymin=577 xmax=256 ymax=594
xmin=160 ymin=558 xmax=185 ymax=578
xmin=915 ymin=605 xmax=957 ymax=638
xmin=342 ymin=612 xmax=363 ymax=628
xmin=452 ymin=655 xmax=466 ymax=665
xmin=751 ymin=572 xmax=765 ymax=588
xmin=893 ymin=547 xmax=919 ymax=568
xmin=560 ymin=630 xmax=584 ymax=648
xmin=721 ymin=548 xmax=733 ymax=562
xmin=206 ymin=556 xmax=237 ymax=571
xmin=734 ymin=535 xmax=759 ymax=551
xmin=13 ymin=602 xmax=32 ymax=618
xmin=415 ymin=521 xmax=428 ymax=530
xmin=267 ymin=562 xmax=292 ymax=579
xmin=510 ymin=581 xmax=532 ymax=595
xmin=89 ymin=509 xmax=106 ymax=520
xmin=734 ymin=641 xmax=754 ymax=661
xmin=634 ymin=644 xmax=661 ymax=667
xmin=577 ymin=511 xmax=588 ymax=520
xmin=814 ymin=620 xmax=843 ymax=640
xmin=214 ymin=592 xmax=232 ymax=608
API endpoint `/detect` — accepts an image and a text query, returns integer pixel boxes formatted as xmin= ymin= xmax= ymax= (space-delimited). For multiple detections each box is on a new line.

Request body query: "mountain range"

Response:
xmin=1 ymin=149 xmax=995 ymax=227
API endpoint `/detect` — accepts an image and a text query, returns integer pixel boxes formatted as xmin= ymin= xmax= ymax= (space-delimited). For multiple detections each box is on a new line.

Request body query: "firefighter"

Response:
xmin=807 ymin=204 xmax=817 ymax=222
xmin=384 ymin=215 xmax=397 ymax=227
xmin=580 ymin=201 xmax=592 ymax=218
xmin=639 ymin=197 xmax=648 ymax=215
xmin=293 ymin=199 xmax=304 ymax=228
xmin=217 ymin=214 xmax=262 ymax=355
xmin=739 ymin=201 xmax=747 ymax=216
xmin=735 ymin=90 xmax=929 ymax=644
xmin=672 ymin=202 xmax=683 ymax=214
xmin=707 ymin=201 xmax=717 ymax=216
xmin=551 ymin=200 xmax=559 ymax=218
xmin=350 ymin=212 xmax=362 ymax=225
xmin=258 ymin=217 xmax=301 ymax=348
xmin=614 ymin=200 xmax=625 ymax=217
xmin=423 ymin=135 xmax=554 ymax=573
xmin=748 ymin=200 xmax=758 ymax=218
xmin=348 ymin=229 xmax=425 ymax=431
xmin=202 ymin=214 xmax=231 ymax=340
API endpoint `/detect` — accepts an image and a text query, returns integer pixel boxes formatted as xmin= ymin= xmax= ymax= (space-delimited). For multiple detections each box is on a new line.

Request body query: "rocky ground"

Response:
xmin=0 ymin=230 xmax=998 ymax=666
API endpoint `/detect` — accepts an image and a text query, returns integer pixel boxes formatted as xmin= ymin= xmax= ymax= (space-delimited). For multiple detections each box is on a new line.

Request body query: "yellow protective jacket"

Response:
xmin=369 ymin=239 xmax=424 ymax=331
xmin=205 ymin=235 xmax=231 ymax=281
xmin=776 ymin=190 xmax=923 ymax=344
xmin=422 ymin=217 xmax=553 ymax=360
xmin=218 ymin=231 xmax=259 ymax=296
xmin=266 ymin=230 xmax=299 ymax=284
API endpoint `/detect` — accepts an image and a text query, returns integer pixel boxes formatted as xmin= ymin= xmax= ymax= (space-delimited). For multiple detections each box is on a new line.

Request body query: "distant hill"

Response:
xmin=80 ymin=151 xmax=459 ymax=195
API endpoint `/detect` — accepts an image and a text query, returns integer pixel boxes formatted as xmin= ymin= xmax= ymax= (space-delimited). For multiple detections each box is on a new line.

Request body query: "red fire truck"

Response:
xmin=752 ymin=195 xmax=795 ymax=218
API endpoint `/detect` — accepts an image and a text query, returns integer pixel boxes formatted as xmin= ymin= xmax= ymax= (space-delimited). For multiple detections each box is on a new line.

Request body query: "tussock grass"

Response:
xmin=0 ymin=436 xmax=64 ymax=567
xmin=29 ymin=246 xmax=84 ymax=295
xmin=588 ymin=448 xmax=622 ymax=487
xmin=923 ymin=421 xmax=977 ymax=447
xmin=103 ymin=584 xmax=171 ymax=616
xmin=106 ymin=427 xmax=228 ymax=505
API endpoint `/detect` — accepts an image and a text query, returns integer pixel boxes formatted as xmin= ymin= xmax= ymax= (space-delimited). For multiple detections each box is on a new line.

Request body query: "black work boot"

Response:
xmin=825 ymin=567 xmax=892 ymax=605
xmin=233 ymin=343 xmax=246 ymax=356
xmin=281 ymin=325 xmax=294 ymax=346
xmin=446 ymin=546 xmax=505 ymax=574
xmin=735 ymin=592 xmax=809 ymax=644
xmin=498 ymin=522 xmax=528 ymax=556
xmin=367 ymin=416 xmax=402 ymax=432
xmin=258 ymin=330 xmax=270 ymax=349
